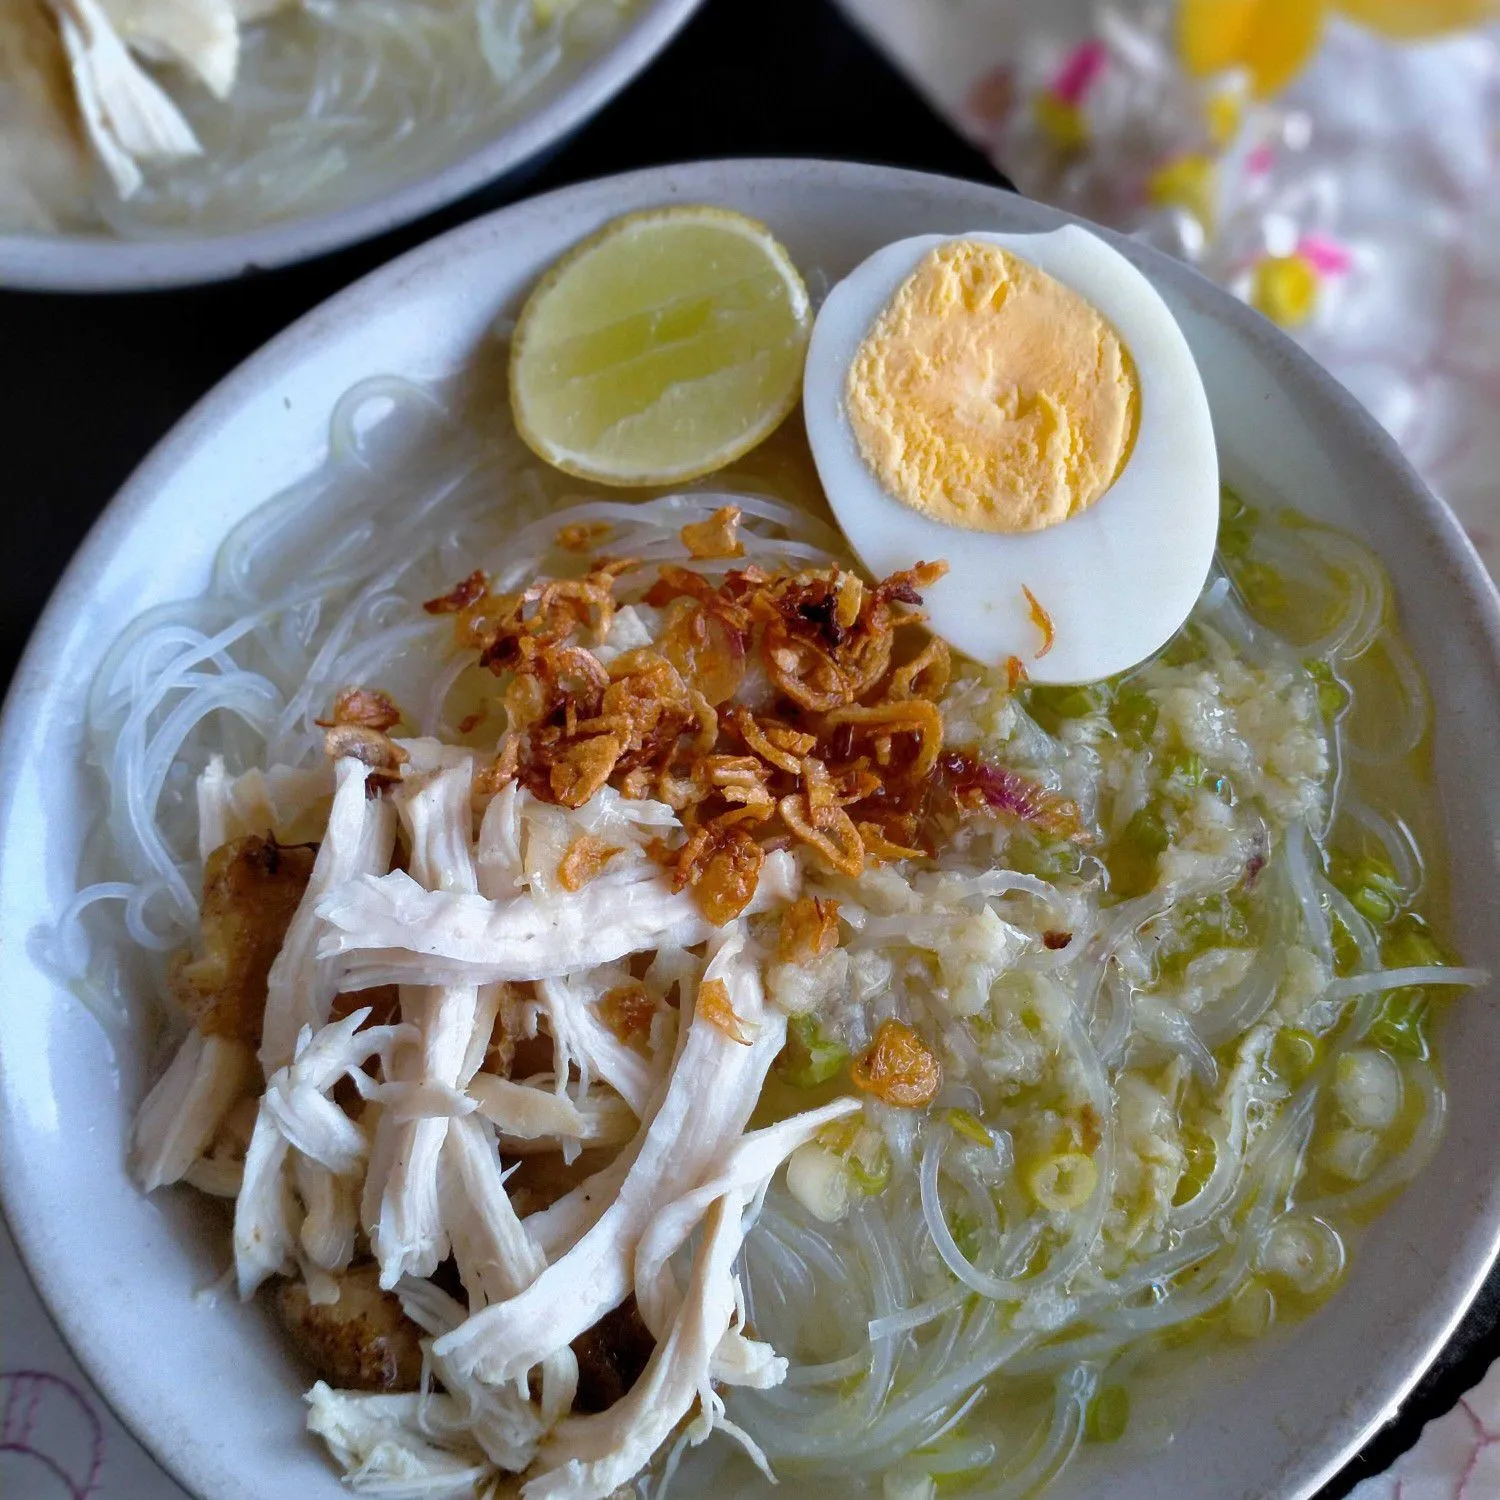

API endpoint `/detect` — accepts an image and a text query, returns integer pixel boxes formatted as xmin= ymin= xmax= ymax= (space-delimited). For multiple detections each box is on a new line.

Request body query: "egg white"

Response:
xmin=802 ymin=227 xmax=1219 ymax=685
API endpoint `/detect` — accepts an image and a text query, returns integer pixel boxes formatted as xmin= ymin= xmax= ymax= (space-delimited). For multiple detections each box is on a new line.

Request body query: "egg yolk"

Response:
xmin=845 ymin=240 xmax=1139 ymax=534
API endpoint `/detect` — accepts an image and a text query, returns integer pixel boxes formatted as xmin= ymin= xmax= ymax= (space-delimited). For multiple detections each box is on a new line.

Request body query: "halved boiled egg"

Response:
xmin=802 ymin=227 xmax=1219 ymax=684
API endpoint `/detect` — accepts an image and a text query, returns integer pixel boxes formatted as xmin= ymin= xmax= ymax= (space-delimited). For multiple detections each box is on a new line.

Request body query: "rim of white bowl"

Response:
xmin=2 ymin=159 xmax=1499 ymax=1500
xmin=0 ymin=0 xmax=702 ymax=294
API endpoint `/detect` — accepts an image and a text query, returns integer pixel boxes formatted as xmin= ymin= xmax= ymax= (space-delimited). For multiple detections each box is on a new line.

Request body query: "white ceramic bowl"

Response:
xmin=0 ymin=0 xmax=700 ymax=293
xmin=2 ymin=160 xmax=1499 ymax=1500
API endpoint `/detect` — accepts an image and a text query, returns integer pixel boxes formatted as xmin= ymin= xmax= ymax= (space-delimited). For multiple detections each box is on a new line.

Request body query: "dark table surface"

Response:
xmin=0 ymin=0 xmax=1493 ymax=1492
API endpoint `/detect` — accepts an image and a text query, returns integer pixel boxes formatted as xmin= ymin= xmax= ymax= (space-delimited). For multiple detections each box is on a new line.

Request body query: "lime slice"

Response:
xmin=509 ymin=206 xmax=812 ymax=487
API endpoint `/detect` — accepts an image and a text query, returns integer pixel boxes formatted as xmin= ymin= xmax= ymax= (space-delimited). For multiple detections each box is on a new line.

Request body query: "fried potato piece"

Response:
xmin=272 ymin=1264 xmax=423 ymax=1392
xmin=170 ymin=834 xmax=315 ymax=1046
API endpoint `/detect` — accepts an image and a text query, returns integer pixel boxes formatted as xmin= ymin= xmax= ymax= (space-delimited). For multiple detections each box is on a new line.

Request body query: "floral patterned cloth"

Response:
xmin=0 ymin=1222 xmax=189 ymax=1497
xmin=1349 ymin=1359 xmax=1500 ymax=1498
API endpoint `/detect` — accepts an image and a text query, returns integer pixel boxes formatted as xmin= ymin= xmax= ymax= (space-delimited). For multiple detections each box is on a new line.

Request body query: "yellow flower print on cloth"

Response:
xmin=1178 ymin=0 xmax=1498 ymax=96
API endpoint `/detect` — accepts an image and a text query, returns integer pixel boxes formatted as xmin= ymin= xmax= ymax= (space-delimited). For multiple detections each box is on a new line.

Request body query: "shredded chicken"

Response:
xmin=9 ymin=0 xmax=301 ymax=222
xmin=234 ymin=1008 xmax=408 ymax=1298
xmin=131 ymin=1029 xmax=256 ymax=1191
xmin=136 ymin=549 xmax=1003 ymax=1500
xmin=136 ymin=831 xmax=312 ymax=1194
xmin=440 ymin=1113 xmax=579 ymax=1448
xmin=0 ymin=1 xmax=91 ymax=231
xmin=524 ymin=1195 xmax=746 ymax=1500
xmin=261 ymin=756 xmax=396 ymax=1073
xmin=468 ymin=1073 xmax=586 ymax=1140
xmin=294 ymin=1151 xmax=359 ymax=1273
xmin=629 ymin=1098 xmax=861 ymax=1345
xmin=431 ymin=927 xmax=787 ymax=1386
xmin=535 ymin=975 xmax=658 ymax=1118
xmin=97 ymin=0 xmax=239 ymax=98
xmin=48 ymin=0 xmax=201 ymax=197
xmin=364 ymin=760 xmax=483 ymax=1288
xmin=195 ymin=756 xmax=333 ymax=862
xmin=524 ymin=1099 xmax=860 ymax=1500
xmin=481 ymin=1081 xmax=636 ymax=1156
xmin=306 ymin=1383 xmax=492 ymax=1493
xmin=315 ymin=849 xmax=800 ymax=992
xmin=181 ymin=1095 xmax=255 ymax=1198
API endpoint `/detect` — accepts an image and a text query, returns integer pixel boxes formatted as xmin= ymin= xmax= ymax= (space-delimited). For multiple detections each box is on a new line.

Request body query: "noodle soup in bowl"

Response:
xmin=1 ymin=159 xmax=1499 ymax=1500
xmin=0 ymin=0 xmax=701 ymax=291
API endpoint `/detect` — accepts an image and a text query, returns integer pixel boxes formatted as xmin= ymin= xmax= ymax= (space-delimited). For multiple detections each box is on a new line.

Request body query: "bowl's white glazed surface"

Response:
xmin=0 ymin=0 xmax=700 ymax=292
xmin=2 ymin=160 xmax=1499 ymax=1500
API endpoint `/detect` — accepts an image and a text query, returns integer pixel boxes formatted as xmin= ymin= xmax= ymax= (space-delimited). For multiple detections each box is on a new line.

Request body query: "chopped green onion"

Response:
xmin=1271 ymin=1027 xmax=1320 ymax=1085
xmin=1370 ymin=988 xmax=1429 ymax=1059
xmin=1330 ymin=911 xmax=1361 ymax=977
xmin=1109 ymin=688 xmax=1159 ymax=743
xmin=848 ymin=1147 xmax=892 ymax=1196
xmin=1178 ymin=897 xmax=1251 ymax=951
xmin=1160 ymin=627 xmax=1207 ymax=667
xmin=1383 ymin=914 xmax=1445 ymax=971
xmin=1161 ymin=747 xmax=1229 ymax=800
xmin=1172 ymin=1127 xmax=1216 ymax=1206
xmin=1026 ymin=1152 xmax=1098 ymax=1211
xmin=1236 ymin=560 xmax=1287 ymax=613
xmin=1351 ymin=884 xmax=1399 ymax=926
xmin=1009 ymin=834 xmax=1085 ymax=881
xmin=1302 ymin=658 xmax=1348 ymax=718
xmin=1085 ymin=1386 xmax=1130 ymax=1443
xmin=1156 ymin=900 xmax=1254 ymax=981
xmin=1125 ymin=806 xmax=1171 ymax=857
xmin=1026 ymin=687 xmax=1110 ymax=726
xmin=1217 ymin=489 xmax=1256 ymax=560
xmin=946 ymin=1108 xmax=994 ymax=1148
xmin=823 ymin=1121 xmax=892 ymax=1196
xmin=1330 ymin=853 xmax=1404 ymax=926
xmin=948 ymin=1209 xmax=982 ymax=1262
xmin=1165 ymin=748 xmax=1206 ymax=784
xmin=777 ymin=1014 xmax=848 ymax=1089
xmin=1109 ymin=806 xmax=1173 ymax=896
